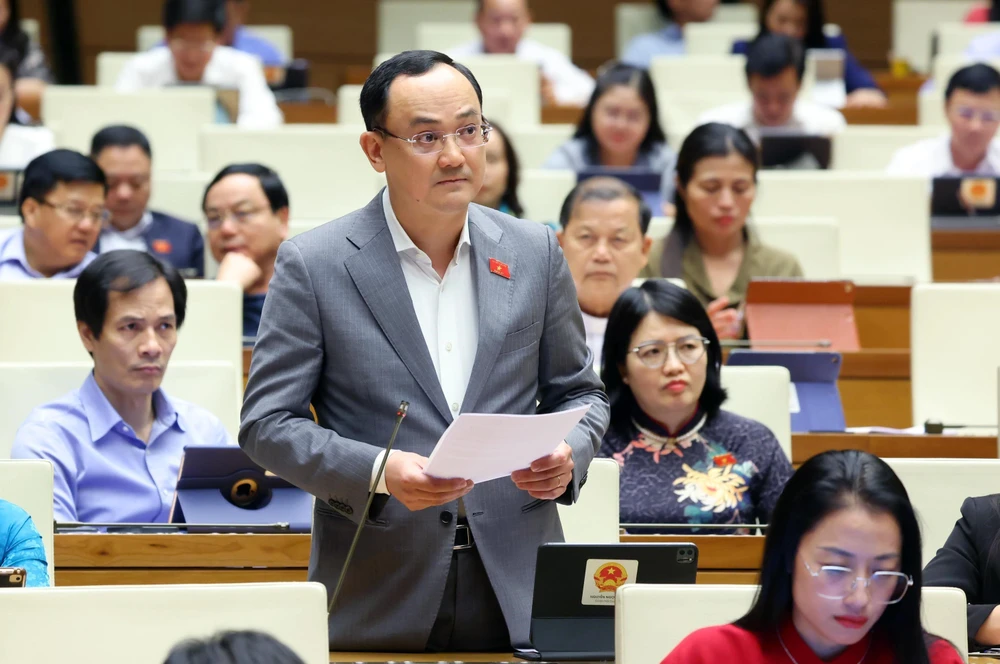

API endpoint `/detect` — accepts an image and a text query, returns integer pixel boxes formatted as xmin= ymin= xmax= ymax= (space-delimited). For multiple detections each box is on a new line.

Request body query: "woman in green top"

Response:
xmin=643 ymin=123 xmax=803 ymax=339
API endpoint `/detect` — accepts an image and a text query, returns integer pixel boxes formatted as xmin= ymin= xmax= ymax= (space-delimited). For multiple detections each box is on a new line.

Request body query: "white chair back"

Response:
xmin=0 ymin=582 xmax=330 ymax=664
xmin=95 ymin=52 xmax=136 ymax=87
xmin=21 ymin=18 xmax=39 ymax=45
xmin=720 ymin=365 xmax=792 ymax=460
xmin=919 ymin=90 xmax=948 ymax=126
xmin=287 ymin=219 xmax=329 ymax=238
xmin=0 ymin=214 xmax=17 ymax=230
xmin=377 ymin=0 xmax=476 ymax=53
xmin=198 ymin=125 xmax=385 ymax=220
xmin=892 ymin=0 xmax=980 ymax=73
xmin=137 ymin=25 xmax=294 ymax=60
xmin=935 ymin=22 xmax=999 ymax=58
xmin=650 ymin=55 xmax=748 ymax=97
xmin=42 ymin=87 xmax=216 ymax=173
xmin=0 ymin=460 xmax=54 ymax=581
xmin=505 ymin=124 xmax=576 ymax=169
xmin=683 ymin=23 xmax=757 ymax=56
xmin=885 ymin=458 xmax=1000 ymax=570
xmin=337 ymin=83 xmax=512 ymax=128
xmin=519 ymin=169 xmax=575 ymax=224
xmin=911 ymin=283 xmax=1000 ymax=427
xmin=556 ymin=458 xmax=620 ymax=544
xmin=832 ymin=125 xmax=943 ymax=170
xmin=615 ymin=584 xmax=968 ymax=663
xmin=616 ymin=2 xmax=760 ymax=58
xmin=451 ymin=55 xmax=540 ymax=125
xmin=932 ymin=55 xmax=1000 ymax=97
xmin=150 ymin=171 xmax=212 ymax=227
xmin=659 ymin=91 xmax=751 ymax=137
xmin=0 ymin=361 xmax=240 ymax=460
xmin=418 ymin=22 xmax=572 ymax=57
xmin=714 ymin=4 xmax=760 ymax=23
xmin=754 ymin=172 xmax=930 ymax=282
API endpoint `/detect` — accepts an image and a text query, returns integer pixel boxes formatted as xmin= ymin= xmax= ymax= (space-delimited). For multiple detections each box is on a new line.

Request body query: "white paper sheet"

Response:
xmin=422 ymin=406 xmax=592 ymax=483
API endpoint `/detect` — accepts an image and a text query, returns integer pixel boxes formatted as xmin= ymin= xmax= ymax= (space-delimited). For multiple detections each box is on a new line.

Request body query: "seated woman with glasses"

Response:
xmin=599 ymin=279 xmax=792 ymax=534
xmin=662 ymin=449 xmax=963 ymax=663
xmin=472 ymin=121 xmax=524 ymax=219
xmin=543 ymin=63 xmax=677 ymax=211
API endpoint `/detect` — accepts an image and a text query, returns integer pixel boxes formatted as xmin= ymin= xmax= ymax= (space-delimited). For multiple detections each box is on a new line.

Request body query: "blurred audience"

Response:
xmin=0 ymin=0 xmax=52 ymax=118
xmin=11 ymin=250 xmax=231 ymax=523
xmin=599 ymin=279 xmax=792 ymax=533
xmin=557 ymin=176 xmax=652 ymax=368
xmin=91 ymin=125 xmax=204 ymax=277
xmin=734 ymin=0 xmax=887 ymax=109
xmin=473 ymin=120 xmax=524 ymax=217
xmin=0 ymin=498 xmax=48 ymax=587
xmin=163 ymin=631 xmax=305 ymax=664
xmin=965 ymin=0 xmax=999 ymax=22
xmin=0 ymin=149 xmax=107 ymax=280
xmin=203 ymin=163 xmax=288 ymax=339
xmin=621 ymin=0 xmax=719 ymax=68
xmin=0 ymin=45 xmax=51 ymax=168
xmin=450 ymin=0 xmax=594 ymax=107
xmin=641 ymin=123 xmax=803 ymax=339
xmin=888 ymin=64 xmax=1000 ymax=177
xmin=116 ymin=0 xmax=283 ymax=128
xmin=221 ymin=0 xmax=285 ymax=66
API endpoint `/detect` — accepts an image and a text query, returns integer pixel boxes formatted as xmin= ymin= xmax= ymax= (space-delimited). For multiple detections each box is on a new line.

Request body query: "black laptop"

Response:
xmin=514 ymin=543 xmax=699 ymax=661
xmin=759 ymin=133 xmax=832 ymax=170
xmin=932 ymin=176 xmax=1000 ymax=217
xmin=577 ymin=168 xmax=664 ymax=214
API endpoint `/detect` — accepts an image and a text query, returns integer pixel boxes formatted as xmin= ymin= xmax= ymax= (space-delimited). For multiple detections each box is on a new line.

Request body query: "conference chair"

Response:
xmin=337 ymin=82 xmax=514 ymax=129
xmin=935 ymin=22 xmax=999 ymax=59
xmin=519 ymin=169 xmax=575 ymax=224
xmin=416 ymin=22 xmax=573 ymax=58
xmin=719 ymin=365 xmax=792 ymax=461
xmin=932 ymin=55 xmax=1000 ymax=100
xmin=42 ymin=87 xmax=216 ymax=173
xmin=892 ymin=0 xmax=980 ymax=72
xmin=658 ymin=90 xmax=752 ymax=137
xmin=615 ymin=584 xmax=968 ymax=663
xmin=95 ymin=52 xmax=136 ymax=87
xmin=0 ymin=281 xmax=243 ymax=395
xmin=832 ymin=125 xmax=942 ymax=170
xmin=0 ymin=582 xmax=330 ymax=664
xmin=911 ymin=283 xmax=1000 ymax=428
xmin=504 ymin=123 xmax=575 ymax=169
xmin=753 ymin=172 xmax=930 ymax=282
xmin=919 ymin=90 xmax=948 ymax=126
xmin=885 ymin=458 xmax=1000 ymax=568
xmin=150 ymin=172 xmax=213 ymax=228
xmin=377 ymin=0 xmax=476 ymax=53
xmin=137 ymin=25 xmax=295 ymax=61
xmin=0 ymin=460 xmax=54 ymax=581
xmin=650 ymin=55 xmax=749 ymax=98
xmin=0 ymin=214 xmax=17 ymax=230
xmin=444 ymin=55 xmax=541 ymax=126
xmin=614 ymin=2 xmax=759 ymax=58
xmin=198 ymin=125 xmax=385 ymax=220
xmin=0 ymin=361 xmax=240 ymax=460
xmin=684 ymin=23 xmax=757 ymax=56
xmin=556 ymin=458 xmax=619 ymax=544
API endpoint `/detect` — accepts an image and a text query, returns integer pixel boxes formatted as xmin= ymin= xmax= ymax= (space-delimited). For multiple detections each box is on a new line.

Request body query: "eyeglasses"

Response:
xmin=374 ymin=122 xmax=492 ymax=155
xmin=205 ymin=207 xmax=270 ymax=230
xmin=803 ymin=560 xmax=913 ymax=605
xmin=41 ymin=201 xmax=111 ymax=225
xmin=629 ymin=336 xmax=710 ymax=369
xmin=955 ymin=106 xmax=1000 ymax=124
xmin=168 ymin=38 xmax=216 ymax=54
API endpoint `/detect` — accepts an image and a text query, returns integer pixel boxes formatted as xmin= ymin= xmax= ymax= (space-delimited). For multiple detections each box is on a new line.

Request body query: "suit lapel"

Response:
xmin=344 ymin=195 xmax=452 ymax=424
xmin=461 ymin=209 xmax=514 ymax=413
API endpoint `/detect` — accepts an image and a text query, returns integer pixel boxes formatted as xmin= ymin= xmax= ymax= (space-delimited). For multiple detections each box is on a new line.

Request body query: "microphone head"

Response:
xmin=397 ymin=401 xmax=409 ymax=418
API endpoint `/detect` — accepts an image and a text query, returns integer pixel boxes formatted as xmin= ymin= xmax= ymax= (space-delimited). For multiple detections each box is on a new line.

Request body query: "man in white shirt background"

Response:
xmin=698 ymin=33 xmax=846 ymax=142
xmin=449 ymin=0 xmax=595 ymax=107
xmin=887 ymin=64 xmax=1000 ymax=178
xmin=557 ymin=176 xmax=652 ymax=371
xmin=115 ymin=0 xmax=282 ymax=129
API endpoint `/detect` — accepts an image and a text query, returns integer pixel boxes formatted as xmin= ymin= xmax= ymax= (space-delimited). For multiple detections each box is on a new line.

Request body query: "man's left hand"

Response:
xmin=511 ymin=441 xmax=575 ymax=500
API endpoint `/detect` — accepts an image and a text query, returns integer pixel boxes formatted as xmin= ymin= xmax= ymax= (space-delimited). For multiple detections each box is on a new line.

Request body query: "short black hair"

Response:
xmin=602 ymin=279 xmax=727 ymax=441
xmin=162 ymin=631 xmax=305 ymax=664
xmin=0 ymin=44 xmax=21 ymax=81
xmin=558 ymin=176 xmax=652 ymax=235
xmin=163 ymin=0 xmax=226 ymax=33
xmin=90 ymin=125 xmax=153 ymax=160
xmin=202 ymin=163 xmax=290 ymax=213
xmin=745 ymin=32 xmax=805 ymax=83
xmin=20 ymin=149 xmax=108 ymax=223
xmin=573 ymin=63 xmax=667 ymax=158
xmin=945 ymin=63 xmax=1000 ymax=102
xmin=487 ymin=121 xmax=524 ymax=218
xmin=360 ymin=50 xmax=483 ymax=132
xmin=654 ymin=0 xmax=673 ymax=21
xmin=74 ymin=250 xmax=187 ymax=340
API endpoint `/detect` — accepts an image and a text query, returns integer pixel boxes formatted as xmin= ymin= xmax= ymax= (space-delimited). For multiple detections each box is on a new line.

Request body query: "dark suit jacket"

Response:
xmin=96 ymin=210 xmax=204 ymax=278
xmin=924 ymin=495 xmax=1000 ymax=649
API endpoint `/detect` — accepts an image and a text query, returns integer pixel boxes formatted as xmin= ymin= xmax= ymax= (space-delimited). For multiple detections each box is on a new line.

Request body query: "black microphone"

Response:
xmin=327 ymin=400 xmax=409 ymax=615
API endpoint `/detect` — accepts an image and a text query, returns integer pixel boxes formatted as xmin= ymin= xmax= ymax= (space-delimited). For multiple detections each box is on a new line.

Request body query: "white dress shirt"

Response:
xmin=885 ymin=134 xmax=1000 ymax=178
xmin=0 ymin=124 xmax=54 ymax=169
xmin=697 ymin=99 xmax=847 ymax=142
xmin=99 ymin=210 xmax=154 ymax=253
xmin=581 ymin=311 xmax=607 ymax=373
xmin=371 ymin=189 xmax=479 ymax=493
xmin=449 ymin=39 xmax=595 ymax=107
xmin=114 ymin=46 xmax=283 ymax=129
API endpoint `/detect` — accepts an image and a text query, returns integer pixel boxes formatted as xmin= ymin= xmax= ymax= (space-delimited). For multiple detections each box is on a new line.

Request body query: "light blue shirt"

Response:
xmin=0 ymin=227 xmax=96 ymax=281
xmin=231 ymin=27 xmax=285 ymax=67
xmin=11 ymin=373 xmax=232 ymax=523
xmin=621 ymin=24 xmax=685 ymax=69
xmin=0 ymin=499 xmax=49 ymax=587
xmin=965 ymin=32 xmax=1000 ymax=61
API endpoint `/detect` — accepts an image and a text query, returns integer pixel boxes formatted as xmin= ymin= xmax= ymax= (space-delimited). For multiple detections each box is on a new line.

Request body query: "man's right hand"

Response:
xmin=216 ymin=251 xmax=263 ymax=290
xmin=384 ymin=451 xmax=473 ymax=511
xmin=705 ymin=296 xmax=742 ymax=340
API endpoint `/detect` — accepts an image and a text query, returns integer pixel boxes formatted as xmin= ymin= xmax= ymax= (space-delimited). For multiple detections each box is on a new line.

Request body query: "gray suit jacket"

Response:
xmin=239 ymin=192 xmax=610 ymax=651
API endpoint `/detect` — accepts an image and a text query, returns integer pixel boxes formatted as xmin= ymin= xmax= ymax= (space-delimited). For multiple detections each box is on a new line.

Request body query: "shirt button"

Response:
xmin=451 ymin=402 xmax=459 ymax=412
xmin=440 ymin=511 xmax=453 ymax=525
xmin=445 ymin=342 xmax=453 ymax=352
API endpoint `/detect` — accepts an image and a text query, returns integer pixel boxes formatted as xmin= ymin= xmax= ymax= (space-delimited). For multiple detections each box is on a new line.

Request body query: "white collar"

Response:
xmin=382 ymin=188 xmax=472 ymax=267
xmin=581 ymin=311 xmax=608 ymax=335
xmin=102 ymin=210 xmax=153 ymax=241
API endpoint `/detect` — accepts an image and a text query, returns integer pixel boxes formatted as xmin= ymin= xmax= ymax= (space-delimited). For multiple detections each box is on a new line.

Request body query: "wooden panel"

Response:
xmin=791 ymin=433 xmax=997 ymax=464
xmin=56 ymin=569 xmax=307 ymax=586
xmin=55 ymin=533 xmax=311 ymax=567
xmin=932 ymin=229 xmax=1000 ymax=282
xmin=840 ymin=376 xmax=911 ymax=428
xmin=842 ymin=103 xmax=917 ymax=126
xmin=853 ymin=285 xmax=911 ymax=349
xmin=620 ymin=535 xmax=763 ymax=570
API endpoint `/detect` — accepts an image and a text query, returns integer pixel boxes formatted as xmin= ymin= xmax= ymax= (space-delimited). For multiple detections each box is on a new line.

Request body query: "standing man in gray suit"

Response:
xmin=239 ymin=50 xmax=610 ymax=652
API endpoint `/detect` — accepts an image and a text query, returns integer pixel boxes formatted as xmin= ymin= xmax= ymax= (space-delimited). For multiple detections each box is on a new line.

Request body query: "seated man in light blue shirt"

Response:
xmin=222 ymin=0 xmax=285 ymax=66
xmin=11 ymin=250 xmax=232 ymax=523
xmin=0 ymin=499 xmax=49 ymax=587
xmin=621 ymin=0 xmax=719 ymax=69
xmin=0 ymin=149 xmax=108 ymax=281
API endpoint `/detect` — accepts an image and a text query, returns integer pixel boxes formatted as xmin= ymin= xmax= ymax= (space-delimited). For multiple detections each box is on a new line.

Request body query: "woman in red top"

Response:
xmin=662 ymin=450 xmax=963 ymax=664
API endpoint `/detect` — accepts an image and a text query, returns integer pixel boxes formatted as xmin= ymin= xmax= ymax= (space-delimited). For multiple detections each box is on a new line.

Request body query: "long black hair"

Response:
xmin=0 ymin=0 xmax=29 ymax=66
xmin=759 ymin=0 xmax=828 ymax=50
xmin=735 ymin=450 xmax=936 ymax=664
xmin=991 ymin=0 xmax=1000 ymax=22
xmin=488 ymin=121 xmax=524 ymax=218
xmin=601 ymin=279 xmax=726 ymax=441
xmin=673 ymin=123 xmax=758 ymax=245
xmin=573 ymin=62 xmax=667 ymax=162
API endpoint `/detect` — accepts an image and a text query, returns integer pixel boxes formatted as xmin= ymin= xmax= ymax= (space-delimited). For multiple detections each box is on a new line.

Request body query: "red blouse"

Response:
xmin=660 ymin=618 xmax=963 ymax=663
